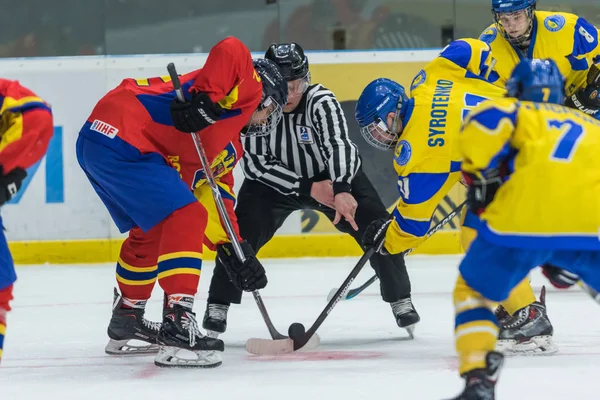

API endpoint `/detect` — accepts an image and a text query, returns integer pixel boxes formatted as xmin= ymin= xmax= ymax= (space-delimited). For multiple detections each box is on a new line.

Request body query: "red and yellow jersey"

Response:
xmin=0 ymin=79 xmax=53 ymax=173
xmin=80 ymin=36 xmax=262 ymax=190
xmin=480 ymin=11 xmax=600 ymax=96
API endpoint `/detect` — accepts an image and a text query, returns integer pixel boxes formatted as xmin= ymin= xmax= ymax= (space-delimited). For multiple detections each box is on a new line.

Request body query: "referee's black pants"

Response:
xmin=207 ymin=167 xmax=412 ymax=305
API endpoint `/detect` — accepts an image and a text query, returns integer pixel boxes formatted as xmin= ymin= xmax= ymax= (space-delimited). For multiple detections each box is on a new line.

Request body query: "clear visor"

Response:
xmin=287 ymin=72 xmax=311 ymax=99
xmin=494 ymin=9 xmax=533 ymax=45
xmin=243 ymin=96 xmax=283 ymax=137
xmin=359 ymin=118 xmax=398 ymax=151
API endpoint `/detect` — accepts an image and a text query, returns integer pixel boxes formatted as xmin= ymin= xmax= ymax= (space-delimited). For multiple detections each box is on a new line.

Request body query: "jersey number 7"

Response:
xmin=548 ymin=119 xmax=585 ymax=162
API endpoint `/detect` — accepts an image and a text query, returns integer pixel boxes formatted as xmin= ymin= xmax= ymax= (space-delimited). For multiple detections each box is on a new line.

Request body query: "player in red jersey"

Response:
xmin=76 ymin=36 xmax=288 ymax=368
xmin=0 ymin=79 xmax=53 ymax=364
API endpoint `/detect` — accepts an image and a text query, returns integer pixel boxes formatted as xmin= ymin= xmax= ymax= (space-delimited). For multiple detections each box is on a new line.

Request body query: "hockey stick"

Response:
xmin=168 ymin=64 xmax=287 ymax=341
xmin=246 ymin=200 xmax=467 ymax=355
xmin=245 ymin=247 xmax=375 ymax=355
xmin=578 ymin=281 xmax=600 ymax=304
xmin=326 ymin=199 xmax=467 ymax=302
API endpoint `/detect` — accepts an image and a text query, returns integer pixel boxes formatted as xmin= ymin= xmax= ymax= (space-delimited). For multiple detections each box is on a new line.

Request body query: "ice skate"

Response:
xmin=391 ymin=297 xmax=420 ymax=339
xmin=496 ymin=287 xmax=556 ymax=355
xmin=202 ymin=302 xmax=229 ymax=338
xmin=155 ymin=295 xmax=224 ymax=368
xmin=105 ymin=288 xmax=160 ymax=355
xmin=447 ymin=351 xmax=504 ymax=400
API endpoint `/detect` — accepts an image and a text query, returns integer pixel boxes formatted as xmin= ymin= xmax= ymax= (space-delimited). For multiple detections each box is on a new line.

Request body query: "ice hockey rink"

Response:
xmin=1 ymin=255 xmax=599 ymax=400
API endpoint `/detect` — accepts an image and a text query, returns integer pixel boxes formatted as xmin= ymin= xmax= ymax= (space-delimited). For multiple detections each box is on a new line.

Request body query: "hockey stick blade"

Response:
xmin=326 ymin=274 xmax=378 ymax=302
xmin=327 ymin=200 xmax=467 ymax=302
xmin=245 ymin=248 xmax=376 ymax=355
xmin=245 ymin=333 xmax=321 ymax=356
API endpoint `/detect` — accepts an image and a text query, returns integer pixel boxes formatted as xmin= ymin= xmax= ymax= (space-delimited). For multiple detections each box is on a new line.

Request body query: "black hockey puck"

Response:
xmin=288 ymin=322 xmax=306 ymax=340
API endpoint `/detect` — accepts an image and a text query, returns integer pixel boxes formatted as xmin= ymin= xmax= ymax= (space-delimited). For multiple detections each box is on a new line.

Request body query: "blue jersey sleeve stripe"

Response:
xmin=469 ymin=106 xmax=517 ymax=131
xmin=439 ymin=40 xmax=471 ymax=70
xmin=486 ymin=142 xmax=515 ymax=170
xmin=3 ymin=101 xmax=51 ymax=114
xmin=392 ymin=208 xmax=431 ymax=237
xmin=567 ymin=54 xmax=590 ymax=71
xmin=450 ymin=161 xmax=462 ymax=172
xmin=572 ymin=18 xmax=599 ymax=58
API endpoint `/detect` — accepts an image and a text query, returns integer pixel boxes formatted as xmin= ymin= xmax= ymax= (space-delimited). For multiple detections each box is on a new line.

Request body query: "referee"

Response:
xmin=202 ymin=42 xmax=420 ymax=337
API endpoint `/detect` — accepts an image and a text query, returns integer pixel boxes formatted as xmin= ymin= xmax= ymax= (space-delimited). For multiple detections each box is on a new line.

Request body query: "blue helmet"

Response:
xmin=355 ymin=78 xmax=409 ymax=150
xmin=506 ymin=59 xmax=565 ymax=104
xmin=492 ymin=0 xmax=536 ymax=46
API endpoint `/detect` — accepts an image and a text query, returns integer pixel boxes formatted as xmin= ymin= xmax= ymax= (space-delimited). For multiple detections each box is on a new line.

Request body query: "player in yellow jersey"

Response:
xmin=481 ymin=0 xmax=600 ymax=118
xmin=449 ymin=58 xmax=600 ymax=399
xmin=355 ymin=38 xmax=556 ymax=352
xmin=478 ymin=0 xmax=600 ymax=347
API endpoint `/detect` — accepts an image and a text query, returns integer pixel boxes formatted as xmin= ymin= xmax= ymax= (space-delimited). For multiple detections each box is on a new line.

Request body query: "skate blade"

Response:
xmin=405 ymin=325 xmax=416 ymax=339
xmin=245 ymin=333 xmax=321 ymax=356
xmin=105 ymin=338 xmax=159 ymax=356
xmin=154 ymin=346 xmax=222 ymax=368
xmin=496 ymin=335 xmax=557 ymax=356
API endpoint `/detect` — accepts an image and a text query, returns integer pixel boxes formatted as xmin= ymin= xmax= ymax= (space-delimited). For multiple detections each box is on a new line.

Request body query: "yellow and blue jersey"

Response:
xmin=460 ymin=98 xmax=600 ymax=250
xmin=480 ymin=11 xmax=600 ymax=96
xmin=384 ymin=39 xmax=506 ymax=254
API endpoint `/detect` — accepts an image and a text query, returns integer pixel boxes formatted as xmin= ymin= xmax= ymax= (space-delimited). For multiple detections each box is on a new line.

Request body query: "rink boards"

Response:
xmin=0 ymin=48 xmax=467 ymax=264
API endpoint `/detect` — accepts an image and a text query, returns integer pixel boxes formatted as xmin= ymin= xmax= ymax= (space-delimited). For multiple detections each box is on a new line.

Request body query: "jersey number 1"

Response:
xmin=548 ymin=119 xmax=585 ymax=162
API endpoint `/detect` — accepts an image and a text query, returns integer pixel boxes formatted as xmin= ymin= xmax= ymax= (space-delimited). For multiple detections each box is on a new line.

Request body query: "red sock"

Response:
xmin=156 ymin=202 xmax=207 ymax=296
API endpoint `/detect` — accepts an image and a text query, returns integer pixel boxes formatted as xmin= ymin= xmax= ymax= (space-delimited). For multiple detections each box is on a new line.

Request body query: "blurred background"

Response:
xmin=0 ymin=0 xmax=598 ymax=58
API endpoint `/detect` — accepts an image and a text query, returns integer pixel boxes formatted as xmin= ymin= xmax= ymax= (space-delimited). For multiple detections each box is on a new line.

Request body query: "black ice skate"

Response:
xmin=391 ymin=297 xmax=420 ymax=338
xmin=448 ymin=351 xmax=504 ymax=400
xmin=105 ymin=288 xmax=160 ymax=355
xmin=202 ymin=303 xmax=229 ymax=338
xmin=155 ymin=295 xmax=224 ymax=368
xmin=496 ymin=286 xmax=556 ymax=355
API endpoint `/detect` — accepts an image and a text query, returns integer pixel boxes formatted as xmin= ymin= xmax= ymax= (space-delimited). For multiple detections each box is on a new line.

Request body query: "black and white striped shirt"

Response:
xmin=241 ymin=84 xmax=361 ymax=196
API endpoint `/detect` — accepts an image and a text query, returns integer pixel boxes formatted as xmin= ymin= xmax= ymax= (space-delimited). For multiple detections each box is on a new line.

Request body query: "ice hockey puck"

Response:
xmin=288 ymin=322 xmax=306 ymax=340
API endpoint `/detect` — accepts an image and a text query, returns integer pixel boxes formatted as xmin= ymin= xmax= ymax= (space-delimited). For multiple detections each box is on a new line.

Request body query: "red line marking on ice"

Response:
xmin=133 ymin=364 xmax=160 ymax=379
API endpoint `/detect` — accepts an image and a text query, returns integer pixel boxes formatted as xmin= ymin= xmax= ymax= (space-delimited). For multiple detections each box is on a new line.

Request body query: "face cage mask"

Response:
xmin=288 ymin=72 xmax=311 ymax=98
xmin=359 ymin=98 xmax=404 ymax=151
xmin=494 ymin=8 xmax=534 ymax=47
xmin=242 ymin=96 xmax=284 ymax=137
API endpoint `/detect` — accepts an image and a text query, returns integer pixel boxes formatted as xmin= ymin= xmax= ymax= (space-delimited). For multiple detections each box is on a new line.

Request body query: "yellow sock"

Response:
xmin=454 ymin=274 xmax=498 ymax=375
xmin=500 ymin=277 xmax=536 ymax=315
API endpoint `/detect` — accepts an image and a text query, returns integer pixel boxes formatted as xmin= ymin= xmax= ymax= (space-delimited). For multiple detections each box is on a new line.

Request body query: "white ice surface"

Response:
xmin=1 ymin=255 xmax=599 ymax=400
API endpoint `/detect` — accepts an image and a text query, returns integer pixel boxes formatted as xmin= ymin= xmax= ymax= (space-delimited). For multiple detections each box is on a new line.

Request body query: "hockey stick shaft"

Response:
xmin=298 ymin=200 xmax=468 ymax=348
xmin=294 ymin=247 xmax=376 ymax=350
xmin=343 ymin=200 xmax=467 ymax=300
xmin=167 ymin=64 xmax=286 ymax=340
xmin=578 ymin=281 xmax=600 ymax=304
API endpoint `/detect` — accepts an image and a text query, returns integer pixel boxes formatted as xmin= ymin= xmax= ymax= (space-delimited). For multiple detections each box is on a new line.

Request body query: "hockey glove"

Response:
xmin=463 ymin=169 xmax=503 ymax=216
xmin=363 ymin=218 xmax=392 ymax=255
xmin=0 ymin=166 xmax=27 ymax=206
xmin=217 ymin=240 xmax=268 ymax=292
xmin=170 ymin=90 xmax=223 ymax=133
xmin=542 ymin=264 xmax=580 ymax=289
xmin=565 ymin=64 xmax=600 ymax=117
